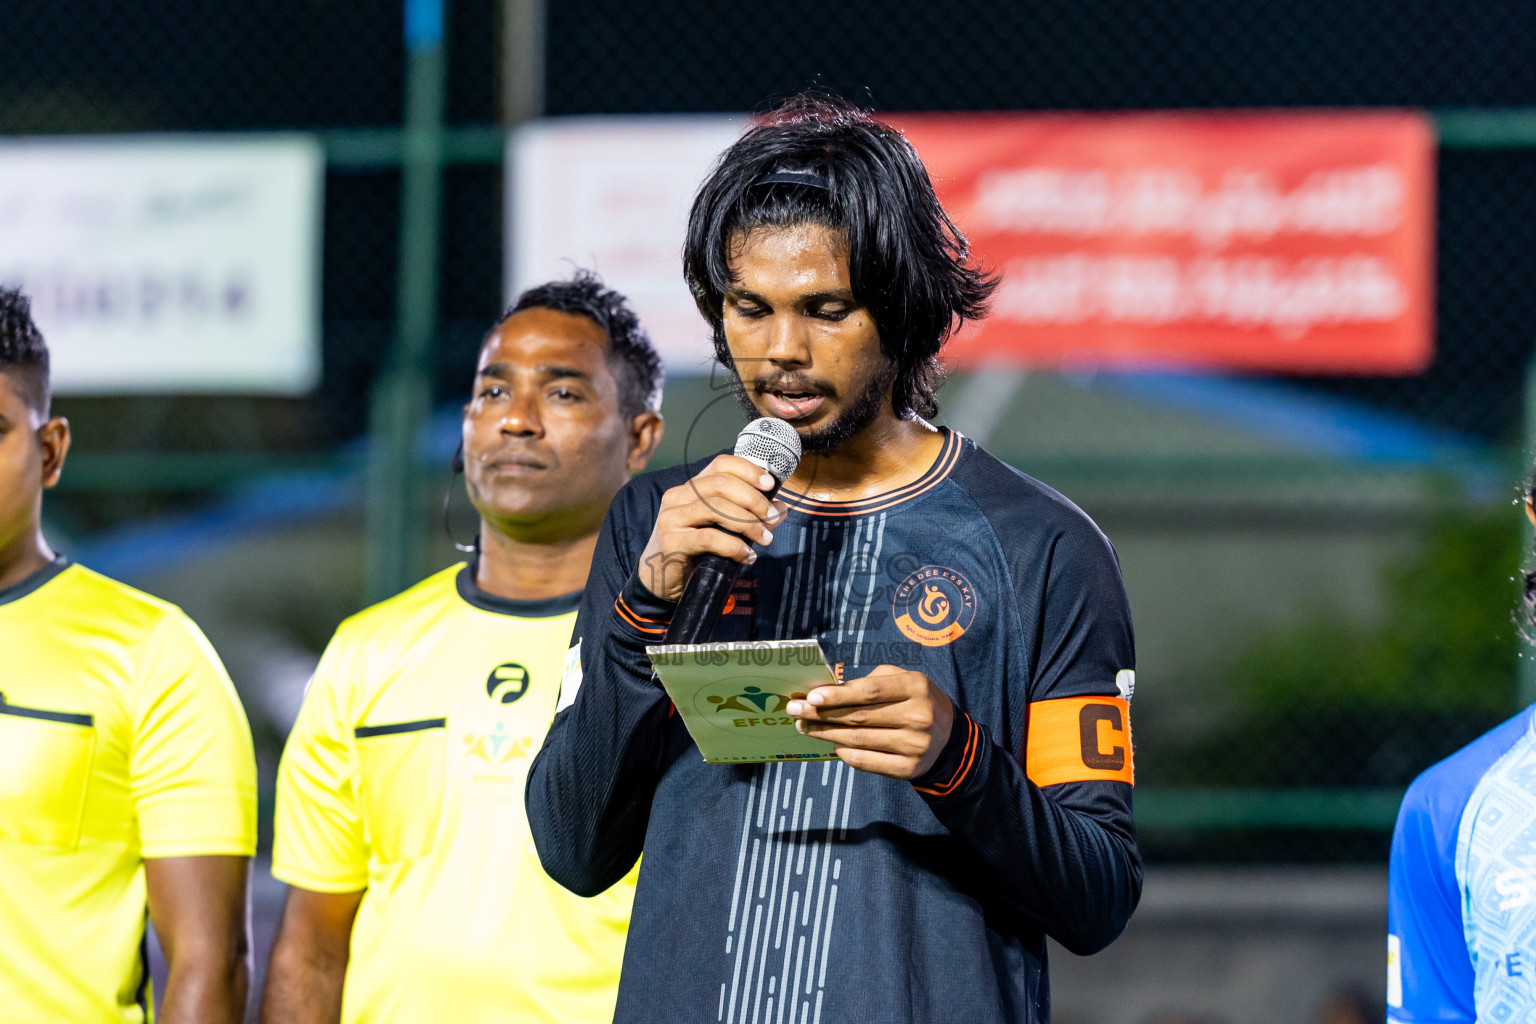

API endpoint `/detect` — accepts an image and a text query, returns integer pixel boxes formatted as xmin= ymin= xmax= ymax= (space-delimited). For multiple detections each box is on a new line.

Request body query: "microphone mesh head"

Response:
xmin=735 ymin=417 xmax=802 ymax=482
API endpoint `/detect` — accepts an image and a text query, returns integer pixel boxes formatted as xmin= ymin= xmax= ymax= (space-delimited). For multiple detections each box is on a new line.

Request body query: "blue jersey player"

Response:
xmin=1388 ymin=485 xmax=1536 ymax=1022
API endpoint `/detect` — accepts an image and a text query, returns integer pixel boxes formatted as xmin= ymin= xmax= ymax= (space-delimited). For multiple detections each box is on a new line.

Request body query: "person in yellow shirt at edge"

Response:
xmin=0 ymin=285 xmax=258 ymax=1024
xmin=259 ymin=270 xmax=665 ymax=1024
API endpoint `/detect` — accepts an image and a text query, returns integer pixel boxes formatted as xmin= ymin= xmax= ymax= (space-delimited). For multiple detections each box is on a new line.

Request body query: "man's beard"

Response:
xmin=730 ymin=360 xmax=896 ymax=455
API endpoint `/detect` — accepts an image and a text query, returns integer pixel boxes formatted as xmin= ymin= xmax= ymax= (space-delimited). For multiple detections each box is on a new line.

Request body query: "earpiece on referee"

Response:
xmin=442 ymin=442 xmax=477 ymax=554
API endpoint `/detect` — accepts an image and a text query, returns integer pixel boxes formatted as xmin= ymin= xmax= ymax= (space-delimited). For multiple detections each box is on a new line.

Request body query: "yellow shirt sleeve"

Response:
xmin=272 ymin=638 xmax=369 ymax=893
xmin=131 ymin=610 xmax=258 ymax=859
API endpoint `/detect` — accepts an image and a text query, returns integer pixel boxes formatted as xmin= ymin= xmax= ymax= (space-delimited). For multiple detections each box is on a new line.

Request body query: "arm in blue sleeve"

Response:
xmin=1388 ymin=775 xmax=1475 ymax=1023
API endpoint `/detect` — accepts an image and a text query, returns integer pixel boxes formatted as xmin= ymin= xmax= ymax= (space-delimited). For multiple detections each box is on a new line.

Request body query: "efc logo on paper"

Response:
xmin=694 ymin=678 xmax=808 ymax=734
xmin=1025 ymin=697 xmax=1135 ymax=787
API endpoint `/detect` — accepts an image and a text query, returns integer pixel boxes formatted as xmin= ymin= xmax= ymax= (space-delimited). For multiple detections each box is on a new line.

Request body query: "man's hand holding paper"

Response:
xmin=787 ymin=664 xmax=956 ymax=780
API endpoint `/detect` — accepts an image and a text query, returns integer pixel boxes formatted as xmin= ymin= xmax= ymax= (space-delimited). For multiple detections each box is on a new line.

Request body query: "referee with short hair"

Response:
xmin=0 ymin=286 xmax=258 ymax=1024
xmin=260 ymin=271 xmax=664 ymax=1024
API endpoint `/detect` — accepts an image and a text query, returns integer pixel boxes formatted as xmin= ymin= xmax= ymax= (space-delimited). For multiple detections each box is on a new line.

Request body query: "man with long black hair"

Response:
xmin=528 ymin=95 xmax=1141 ymax=1023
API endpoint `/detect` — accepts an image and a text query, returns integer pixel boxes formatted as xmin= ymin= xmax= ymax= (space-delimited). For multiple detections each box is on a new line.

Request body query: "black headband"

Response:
xmin=752 ymin=170 xmax=832 ymax=192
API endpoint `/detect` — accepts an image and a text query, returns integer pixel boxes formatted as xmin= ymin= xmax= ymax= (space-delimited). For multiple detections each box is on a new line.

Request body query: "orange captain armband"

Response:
xmin=1024 ymin=696 xmax=1134 ymax=787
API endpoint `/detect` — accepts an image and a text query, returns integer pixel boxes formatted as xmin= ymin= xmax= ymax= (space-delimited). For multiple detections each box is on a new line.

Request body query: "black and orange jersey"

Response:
xmin=529 ymin=428 xmax=1140 ymax=1024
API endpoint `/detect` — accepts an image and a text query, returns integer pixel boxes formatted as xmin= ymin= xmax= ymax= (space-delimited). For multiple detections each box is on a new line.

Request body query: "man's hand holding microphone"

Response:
xmin=638 ymin=418 xmax=955 ymax=782
xmin=636 ymin=451 xmax=788 ymax=603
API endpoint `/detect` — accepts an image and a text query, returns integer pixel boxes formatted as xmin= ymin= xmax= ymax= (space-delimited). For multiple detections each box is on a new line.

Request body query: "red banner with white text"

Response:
xmin=892 ymin=112 xmax=1435 ymax=374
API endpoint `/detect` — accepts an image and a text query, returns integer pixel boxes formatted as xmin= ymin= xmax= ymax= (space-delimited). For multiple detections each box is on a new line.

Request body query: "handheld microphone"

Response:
xmin=662 ymin=418 xmax=801 ymax=645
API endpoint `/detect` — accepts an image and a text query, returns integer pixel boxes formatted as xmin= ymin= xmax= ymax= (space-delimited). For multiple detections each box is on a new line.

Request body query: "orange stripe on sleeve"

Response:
xmin=615 ymin=595 xmax=667 ymax=635
xmin=1025 ymin=696 xmax=1134 ymax=788
xmin=617 ymin=593 xmax=669 ymax=626
xmin=913 ymin=715 xmax=980 ymax=797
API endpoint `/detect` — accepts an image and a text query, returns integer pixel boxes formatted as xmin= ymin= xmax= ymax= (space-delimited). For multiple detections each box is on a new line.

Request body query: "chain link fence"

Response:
xmin=10 ymin=0 xmax=1536 ymax=864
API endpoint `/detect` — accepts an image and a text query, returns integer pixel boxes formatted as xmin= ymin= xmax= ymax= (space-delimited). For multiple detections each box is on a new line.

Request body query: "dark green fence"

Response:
xmin=14 ymin=0 xmax=1536 ymax=861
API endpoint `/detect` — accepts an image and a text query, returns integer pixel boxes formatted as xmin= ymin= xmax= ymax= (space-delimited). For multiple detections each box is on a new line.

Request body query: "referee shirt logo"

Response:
xmin=487 ymin=663 xmax=531 ymax=704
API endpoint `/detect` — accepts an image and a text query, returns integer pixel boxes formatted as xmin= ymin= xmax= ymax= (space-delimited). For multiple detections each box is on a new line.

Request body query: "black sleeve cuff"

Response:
xmin=612 ymin=574 xmax=677 ymax=646
xmin=912 ymin=710 xmax=986 ymax=801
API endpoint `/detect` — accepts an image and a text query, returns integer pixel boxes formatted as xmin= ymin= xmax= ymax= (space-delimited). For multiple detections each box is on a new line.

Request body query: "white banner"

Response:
xmin=507 ymin=117 xmax=742 ymax=370
xmin=0 ymin=136 xmax=324 ymax=394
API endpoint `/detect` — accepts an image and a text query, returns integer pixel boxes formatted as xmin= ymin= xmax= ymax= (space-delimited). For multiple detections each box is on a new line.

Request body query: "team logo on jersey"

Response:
xmin=892 ymin=565 xmax=977 ymax=647
xmin=1497 ymin=869 xmax=1536 ymax=910
xmin=486 ymin=662 xmax=530 ymax=704
xmin=694 ymin=676 xmax=808 ymax=733
xmin=464 ymin=721 xmax=535 ymax=764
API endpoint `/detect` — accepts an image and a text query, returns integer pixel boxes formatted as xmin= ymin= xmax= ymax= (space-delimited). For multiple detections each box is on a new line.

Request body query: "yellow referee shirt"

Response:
xmin=273 ymin=562 xmax=637 ymax=1024
xmin=0 ymin=558 xmax=257 ymax=1024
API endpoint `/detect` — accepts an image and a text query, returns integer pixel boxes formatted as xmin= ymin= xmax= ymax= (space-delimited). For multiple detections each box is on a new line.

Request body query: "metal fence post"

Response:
xmin=363 ymin=0 xmax=448 ymax=604
xmin=501 ymin=0 xmax=545 ymax=126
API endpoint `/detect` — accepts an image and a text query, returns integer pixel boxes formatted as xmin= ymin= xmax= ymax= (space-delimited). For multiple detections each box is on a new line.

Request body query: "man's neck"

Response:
xmin=475 ymin=523 xmax=598 ymax=603
xmin=0 ymin=529 xmax=55 ymax=592
xmin=786 ymin=416 xmax=945 ymax=503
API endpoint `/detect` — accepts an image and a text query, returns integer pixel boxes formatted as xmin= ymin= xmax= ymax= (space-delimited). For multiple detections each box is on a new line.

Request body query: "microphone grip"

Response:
xmin=662 ymin=555 xmax=743 ymax=645
xmin=661 ymin=468 xmax=788 ymax=646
